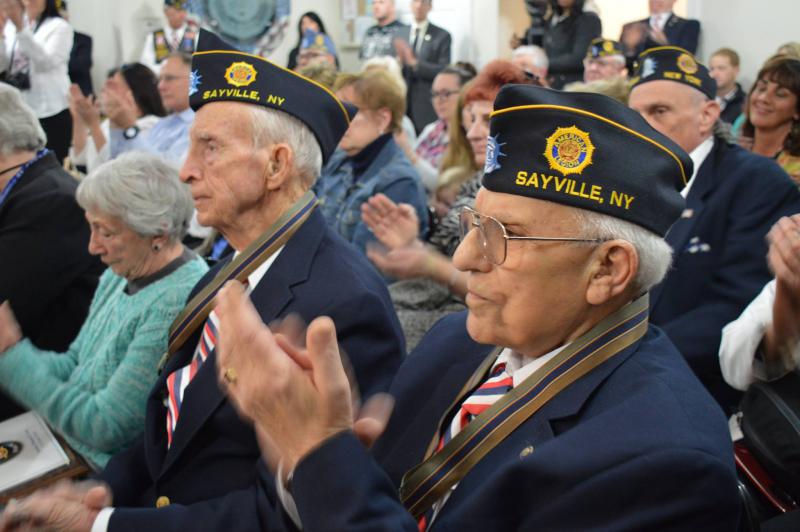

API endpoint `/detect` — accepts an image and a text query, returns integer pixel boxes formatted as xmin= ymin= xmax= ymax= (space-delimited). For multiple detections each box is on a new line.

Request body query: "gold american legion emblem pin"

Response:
xmin=225 ymin=61 xmax=258 ymax=88
xmin=544 ymin=126 xmax=595 ymax=176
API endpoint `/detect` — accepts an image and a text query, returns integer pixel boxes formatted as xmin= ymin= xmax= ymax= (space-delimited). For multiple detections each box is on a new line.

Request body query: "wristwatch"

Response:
xmin=123 ymin=125 xmax=140 ymax=140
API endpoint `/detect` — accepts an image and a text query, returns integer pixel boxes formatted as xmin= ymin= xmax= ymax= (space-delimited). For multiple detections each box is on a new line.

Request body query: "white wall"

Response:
xmin=687 ymin=0 xmax=800 ymax=89
xmin=64 ymin=0 xmax=800 ymax=92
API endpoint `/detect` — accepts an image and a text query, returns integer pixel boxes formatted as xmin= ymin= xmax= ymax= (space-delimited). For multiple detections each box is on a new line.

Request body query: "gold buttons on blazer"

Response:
xmin=155 ymin=495 xmax=171 ymax=508
xmin=519 ymin=445 xmax=534 ymax=458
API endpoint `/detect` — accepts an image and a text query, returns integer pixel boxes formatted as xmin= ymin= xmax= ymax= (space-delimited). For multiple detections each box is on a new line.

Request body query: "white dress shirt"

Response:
xmin=69 ymin=115 xmax=160 ymax=174
xmin=1 ymin=17 xmax=73 ymax=118
xmin=139 ymin=23 xmax=193 ymax=75
xmin=719 ymin=280 xmax=800 ymax=391
xmin=682 ymin=136 xmax=714 ymax=198
xmin=409 ymin=19 xmax=429 ymax=55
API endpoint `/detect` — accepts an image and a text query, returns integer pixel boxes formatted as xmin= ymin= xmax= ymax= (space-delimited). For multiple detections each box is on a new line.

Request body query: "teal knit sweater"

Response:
xmin=0 ymin=258 xmax=207 ymax=468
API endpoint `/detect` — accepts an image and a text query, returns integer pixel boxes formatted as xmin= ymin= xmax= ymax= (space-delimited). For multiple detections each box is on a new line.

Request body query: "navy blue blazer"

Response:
xmin=99 ymin=208 xmax=404 ymax=531
xmin=284 ymin=311 xmax=740 ymax=531
xmin=649 ymin=139 xmax=800 ymax=408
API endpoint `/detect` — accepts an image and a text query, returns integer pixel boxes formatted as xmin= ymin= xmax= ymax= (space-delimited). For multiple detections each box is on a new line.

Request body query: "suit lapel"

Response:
xmin=650 ymin=140 xmax=718 ymax=307
xmin=157 ymin=210 xmax=327 ymax=476
xmin=440 ymin=336 xmax=643 ymax=516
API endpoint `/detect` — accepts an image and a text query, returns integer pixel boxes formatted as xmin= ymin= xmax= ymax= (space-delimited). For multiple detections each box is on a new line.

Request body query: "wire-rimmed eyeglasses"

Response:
xmin=459 ymin=206 xmax=604 ymax=265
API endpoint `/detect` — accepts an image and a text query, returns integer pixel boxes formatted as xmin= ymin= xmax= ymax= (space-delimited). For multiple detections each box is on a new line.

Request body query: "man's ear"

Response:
xmin=585 ymin=240 xmax=638 ymax=306
xmin=700 ymin=99 xmax=721 ymax=135
xmin=265 ymin=143 xmax=295 ymax=191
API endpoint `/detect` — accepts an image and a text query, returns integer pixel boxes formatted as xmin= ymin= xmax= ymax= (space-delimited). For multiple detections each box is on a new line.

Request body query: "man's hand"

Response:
xmin=0 ymin=301 xmax=22 ymax=354
xmin=0 ymin=481 xmax=111 ymax=532
xmin=361 ymin=193 xmax=420 ymax=250
xmin=647 ymin=26 xmax=669 ymax=45
xmin=215 ymin=281 xmax=354 ymax=475
xmin=393 ymin=38 xmax=417 ymax=68
xmin=620 ymin=22 xmax=646 ymax=51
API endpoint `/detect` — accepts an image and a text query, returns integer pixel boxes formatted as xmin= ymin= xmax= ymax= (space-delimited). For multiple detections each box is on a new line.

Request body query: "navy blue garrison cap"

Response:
xmin=630 ymin=46 xmax=717 ymax=100
xmin=481 ymin=85 xmax=691 ymax=236
xmin=189 ymin=29 xmax=356 ymax=162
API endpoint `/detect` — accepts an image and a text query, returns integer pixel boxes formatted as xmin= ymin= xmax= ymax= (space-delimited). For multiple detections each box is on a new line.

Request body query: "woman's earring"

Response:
xmin=153 ymin=243 xmax=161 ymax=252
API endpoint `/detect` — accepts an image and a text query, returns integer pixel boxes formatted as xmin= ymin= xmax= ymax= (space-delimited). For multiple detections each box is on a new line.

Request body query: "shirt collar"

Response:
xmin=495 ymin=344 xmax=567 ymax=388
xmin=682 ymin=135 xmax=714 ymax=198
xmin=232 ymin=245 xmax=285 ymax=289
xmin=411 ymin=19 xmax=429 ymax=34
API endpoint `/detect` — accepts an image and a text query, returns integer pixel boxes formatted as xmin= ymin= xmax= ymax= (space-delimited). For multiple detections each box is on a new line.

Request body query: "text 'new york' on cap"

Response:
xmin=630 ymin=46 xmax=717 ymax=100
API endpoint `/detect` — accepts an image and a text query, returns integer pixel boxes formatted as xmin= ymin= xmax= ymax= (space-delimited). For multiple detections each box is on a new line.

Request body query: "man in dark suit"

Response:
xmin=0 ymin=31 xmax=404 ymax=532
xmin=628 ymin=47 xmax=800 ymax=412
xmin=620 ymin=0 xmax=700 ymax=69
xmin=214 ymin=86 xmax=740 ymax=531
xmin=395 ymin=0 xmax=451 ymax=133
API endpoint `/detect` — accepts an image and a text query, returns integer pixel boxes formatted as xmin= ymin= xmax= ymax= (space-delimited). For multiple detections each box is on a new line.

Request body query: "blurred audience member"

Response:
xmin=720 ymin=214 xmax=800 ymax=391
xmin=0 ymin=84 xmax=102 ymax=392
xmin=360 ymin=0 xmax=407 ymax=61
xmin=139 ymin=0 xmax=197 ymax=75
xmin=363 ymin=60 xmax=531 ymax=348
xmin=541 ymin=0 xmax=601 ymax=89
xmin=109 ymin=52 xmax=191 ymax=165
xmin=740 ymin=55 xmax=800 ymax=184
xmin=316 ymin=70 xmax=428 ymax=257
xmin=69 ymin=63 xmax=165 ymax=174
xmin=778 ymin=42 xmax=800 ymax=60
xmin=295 ymin=28 xmax=337 ymax=71
xmin=582 ymin=38 xmax=626 ymax=82
xmin=287 ymin=12 xmax=337 ymax=70
xmin=394 ymin=0 xmax=452 ymax=133
xmin=511 ymin=44 xmax=549 ymax=85
xmin=565 ymin=77 xmax=629 ymax=104
xmin=362 ymin=56 xmax=418 ymax=145
xmin=0 ymin=152 xmax=207 ymax=468
xmin=709 ymin=48 xmax=745 ymax=125
xmin=620 ymin=0 xmax=700 ymax=69
xmin=628 ymin=48 xmax=800 ymax=411
xmin=403 ymin=65 xmax=473 ymax=192
xmin=0 ymin=0 xmax=74 ymax=163
xmin=297 ymin=61 xmax=337 ymax=89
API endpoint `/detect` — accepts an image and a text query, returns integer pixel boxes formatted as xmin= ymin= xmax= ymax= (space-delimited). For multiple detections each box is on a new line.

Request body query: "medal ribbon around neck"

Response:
xmin=161 ymin=191 xmax=318 ymax=369
xmin=399 ymin=294 xmax=650 ymax=518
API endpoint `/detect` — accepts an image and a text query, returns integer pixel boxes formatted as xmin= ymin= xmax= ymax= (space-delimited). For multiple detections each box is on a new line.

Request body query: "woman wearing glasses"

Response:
xmin=407 ymin=65 xmax=474 ymax=192
xmin=363 ymin=60 xmax=534 ymax=348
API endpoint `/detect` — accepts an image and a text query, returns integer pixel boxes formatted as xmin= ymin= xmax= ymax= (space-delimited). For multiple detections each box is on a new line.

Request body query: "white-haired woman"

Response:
xmin=0 ymin=151 xmax=208 ymax=469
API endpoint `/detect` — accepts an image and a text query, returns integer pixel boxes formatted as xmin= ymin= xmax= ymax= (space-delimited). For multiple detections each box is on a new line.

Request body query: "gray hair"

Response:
xmin=0 ymin=83 xmax=47 ymax=157
xmin=570 ymin=207 xmax=673 ymax=293
xmin=512 ymin=45 xmax=549 ymax=70
xmin=248 ymin=106 xmax=323 ymax=188
xmin=76 ymin=152 xmax=193 ymax=242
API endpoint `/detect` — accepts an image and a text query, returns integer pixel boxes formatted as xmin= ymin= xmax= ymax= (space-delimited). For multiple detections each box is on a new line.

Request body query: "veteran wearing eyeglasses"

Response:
xmin=212 ymin=86 xmax=741 ymax=531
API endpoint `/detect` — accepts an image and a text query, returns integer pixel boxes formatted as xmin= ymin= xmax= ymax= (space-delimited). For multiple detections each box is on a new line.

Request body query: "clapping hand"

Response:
xmin=0 ymin=0 xmax=24 ymax=30
xmin=361 ymin=193 xmax=420 ymax=250
xmin=214 ymin=282 xmax=393 ymax=478
xmin=68 ymin=84 xmax=101 ymax=129
xmin=0 ymin=301 xmax=21 ymax=354
xmin=0 ymin=480 xmax=111 ymax=532
xmin=393 ymin=37 xmax=417 ymax=68
xmin=102 ymin=78 xmax=139 ymax=129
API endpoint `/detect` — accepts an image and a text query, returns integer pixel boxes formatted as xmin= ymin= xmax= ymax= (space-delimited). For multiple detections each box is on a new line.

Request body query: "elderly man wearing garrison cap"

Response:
xmin=628 ymin=46 xmax=800 ymax=412
xmin=211 ymin=86 xmax=741 ymax=530
xmin=0 ymin=30 xmax=404 ymax=532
